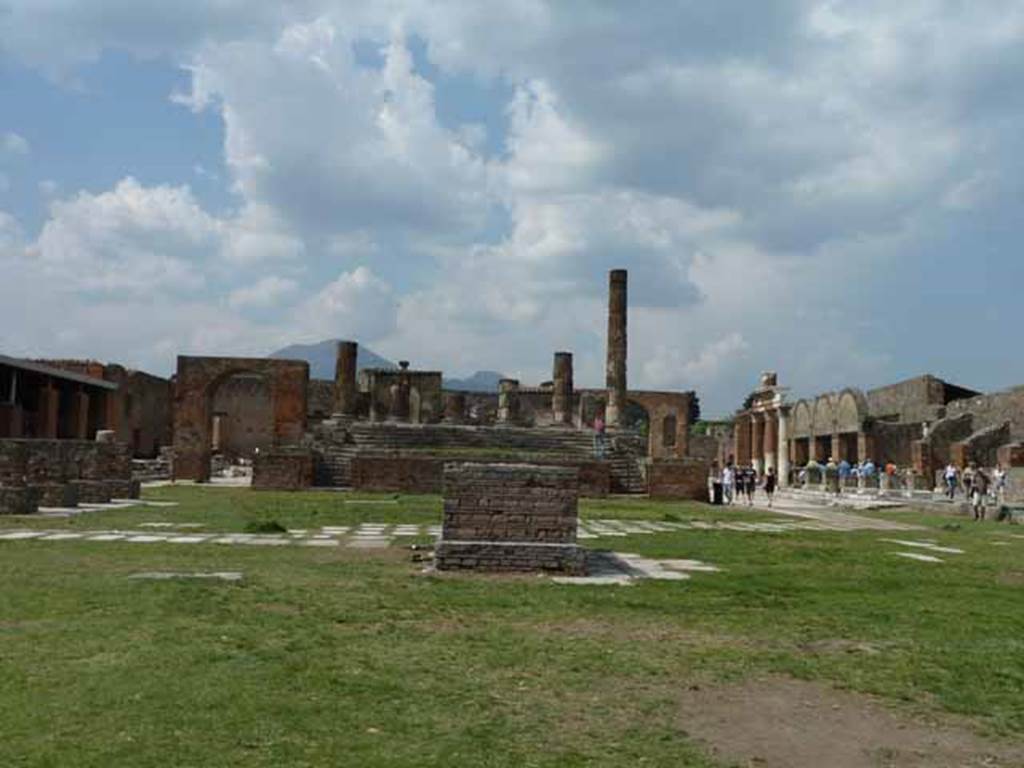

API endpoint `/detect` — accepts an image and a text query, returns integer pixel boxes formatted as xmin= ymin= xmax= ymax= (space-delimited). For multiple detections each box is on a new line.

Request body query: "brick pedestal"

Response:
xmin=436 ymin=463 xmax=584 ymax=574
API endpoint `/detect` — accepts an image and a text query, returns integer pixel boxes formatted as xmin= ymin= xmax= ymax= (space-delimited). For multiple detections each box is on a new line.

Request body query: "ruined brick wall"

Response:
xmin=349 ymin=454 xmax=610 ymax=497
xmin=211 ymin=374 xmax=274 ymax=458
xmin=872 ymin=421 xmax=923 ymax=466
xmin=121 ymin=371 xmax=172 ymax=458
xmin=359 ymin=369 xmax=444 ymax=423
xmin=351 ymin=456 xmax=444 ymax=493
xmin=630 ymin=391 xmax=694 ymax=459
xmin=436 ymin=463 xmax=585 ymax=574
xmin=944 ymin=386 xmax=1024 ymax=442
xmin=307 ymin=380 xmax=335 ymax=422
xmin=0 ymin=438 xmax=136 ymax=505
xmin=173 ymin=356 xmax=308 ymax=482
xmin=866 ymin=375 xmax=955 ymax=423
xmin=646 ymin=458 xmax=711 ymax=501
xmin=252 ymin=449 xmax=314 ymax=491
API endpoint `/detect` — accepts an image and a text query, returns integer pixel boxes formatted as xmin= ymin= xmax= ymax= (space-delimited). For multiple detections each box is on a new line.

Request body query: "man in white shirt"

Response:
xmin=721 ymin=463 xmax=736 ymax=506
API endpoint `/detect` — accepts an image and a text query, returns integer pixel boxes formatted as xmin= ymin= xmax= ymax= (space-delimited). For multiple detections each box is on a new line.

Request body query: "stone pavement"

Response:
xmin=739 ymin=493 xmax=919 ymax=532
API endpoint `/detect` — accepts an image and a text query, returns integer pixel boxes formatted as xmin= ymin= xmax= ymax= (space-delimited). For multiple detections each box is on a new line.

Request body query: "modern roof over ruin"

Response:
xmin=0 ymin=354 xmax=118 ymax=390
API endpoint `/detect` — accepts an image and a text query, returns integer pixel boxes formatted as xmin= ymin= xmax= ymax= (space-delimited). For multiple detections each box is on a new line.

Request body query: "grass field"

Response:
xmin=1 ymin=486 xmax=1022 ymax=766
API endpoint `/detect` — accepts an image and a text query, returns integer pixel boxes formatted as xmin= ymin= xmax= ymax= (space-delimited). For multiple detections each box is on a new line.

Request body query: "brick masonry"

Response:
xmin=350 ymin=454 xmax=611 ymax=497
xmin=252 ymin=449 xmax=315 ymax=491
xmin=646 ymin=457 xmax=711 ymax=501
xmin=436 ymin=463 xmax=585 ymax=574
xmin=0 ymin=438 xmax=138 ymax=511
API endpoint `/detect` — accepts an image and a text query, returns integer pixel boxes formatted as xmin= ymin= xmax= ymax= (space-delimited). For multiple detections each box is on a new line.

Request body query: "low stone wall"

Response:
xmin=349 ymin=454 xmax=610 ymax=497
xmin=252 ymin=449 xmax=315 ymax=491
xmin=0 ymin=487 xmax=39 ymax=515
xmin=0 ymin=438 xmax=138 ymax=509
xmin=647 ymin=457 xmax=711 ymax=501
xmin=435 ymin=463 xmax=584 ymax=574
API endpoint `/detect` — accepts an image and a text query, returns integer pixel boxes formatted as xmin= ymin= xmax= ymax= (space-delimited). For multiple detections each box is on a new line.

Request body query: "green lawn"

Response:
xmin=1 ymin=486 xmax=1022 ymax=766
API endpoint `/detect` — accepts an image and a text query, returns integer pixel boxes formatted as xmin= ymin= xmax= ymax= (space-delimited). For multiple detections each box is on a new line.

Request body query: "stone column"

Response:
xmin=605 ymin=269 xmax=627 ymax=428
xmin=552 ymin=352 xmax=574 ymax=425
xmin=734 ymin=414 xmax=751 ymax=465
xmin=830 ymin=433 xmax=842 ymax=462
xmin=38 ymin=381 xmax=59 ymax=438
xmin=751 ymin=413 xmax=765 ymax=474
xmin=443 ymin=392 xmax=466 ymax=424
xmin=68 ymin=389 xmax=90 ymax=440
xmin=763 ymin=411 xmax=778 ymax=474
xmin=858 ymin=431 xmax=875 ymax=463
xmin=777 ymin=408 xmax=791 ymax=487
xmin=497 ymin=379 xmax=520 ymax=425
xmin=333 ymin=340 xmax=359 ymax=417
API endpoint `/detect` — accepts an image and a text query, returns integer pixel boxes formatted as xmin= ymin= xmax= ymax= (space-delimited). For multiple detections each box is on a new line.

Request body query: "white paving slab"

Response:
xmin=893 ymin=552 xmax=944 ymax=563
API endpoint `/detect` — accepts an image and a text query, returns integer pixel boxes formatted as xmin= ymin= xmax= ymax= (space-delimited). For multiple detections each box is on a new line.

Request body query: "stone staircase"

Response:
xmin=304 ymin=419 xmax=649 ymax=493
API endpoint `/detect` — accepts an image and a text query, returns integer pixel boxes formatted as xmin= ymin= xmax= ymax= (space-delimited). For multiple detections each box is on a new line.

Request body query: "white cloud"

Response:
xmin=294 ymin=266 xmax=397 ymax=342
xmin=31 ymin=177 xmax=218 ymax=294
xmin=1 ymin=132 xmax=30 ymax=157
xmin=228 ymin=275 xmax=299 ymax=309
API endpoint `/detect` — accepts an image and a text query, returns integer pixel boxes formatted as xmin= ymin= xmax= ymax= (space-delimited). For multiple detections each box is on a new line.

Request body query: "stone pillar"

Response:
xmin=763 ymin=411 xmax=778 ymax=474
xmin=497 ymin=379 xmax=520 ymax=425
xmin=552 ymin=352 xmax=574 ymax=425
xmin=830 ymin=433 xmax=841 ymax=462
xmin=777 ymin=408 xmax=791 ymax=487
xmin=333 ymin=340 xmax=359 ymax=416
xmin=443 ymin=392 xmax=466 ymax=424
xmin=388 ymin=364 xmax=412 ymax=423
xmin=858 ymin=432 xmax=875 ymax=463
xmin=68 ymin=389 xmax=90 ymax=440
xmin=751 ymin=413 xmax=765 ymax=474
xmin=605 ymin=269 xmax=627 ymax=428
xmin=734 ymin=414 xmax=751 ymax=465
xmin=38 ymin=381 xmax=59 ymax=438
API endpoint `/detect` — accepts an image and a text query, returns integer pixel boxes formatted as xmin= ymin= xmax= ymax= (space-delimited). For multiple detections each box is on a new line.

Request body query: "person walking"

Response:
xmin=991 ymin=462 xmax=1007 ymax=505
xmin=838 ymin=458 xmax=852 ymax=495
xmin=764 ymin=467 xmax=777 ymax=508
xmin=943 ymin=463 xmax=959 ymax=501
xmin=742 ymin=466 xmax=756 ymax=507
xmin=971 ymin=464 xmax=990 ymax=521
xmin=962 ymin=463 xmax=975 ymax=501
xmin=721 ymin=462 xmax=736 ymax=506
xmin=593 ymin=414 xmax=606 ymax=459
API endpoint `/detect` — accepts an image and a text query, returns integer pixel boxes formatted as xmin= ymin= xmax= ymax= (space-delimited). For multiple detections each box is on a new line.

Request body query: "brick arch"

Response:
xmin=628 ymin=391 xmax=693 ymax=459
xmin=835 ymin=389 xmax=868 ymax=434
xmin=172 ymin=356 xmax=309 ymax=481
xmin=791 ymin=400 xmax=813 ymax=438
xmin=812 ymin=394 xmax=837 ymax=437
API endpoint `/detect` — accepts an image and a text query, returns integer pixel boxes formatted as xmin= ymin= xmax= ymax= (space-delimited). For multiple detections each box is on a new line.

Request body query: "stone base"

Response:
xmin=31 ymin=482 xmax=79 ymax=508
xmin=253 ymin=450 xmax=314 ymax=491
xmin=0 ymin=487 xmax=40 ymax=515
xmin=71 ymin=480 xmax=113 ymax=504
xmin=435 ymin=540 xmax=586 ymax=575
xmin=108 ymin=479 xmax=142 ymax=499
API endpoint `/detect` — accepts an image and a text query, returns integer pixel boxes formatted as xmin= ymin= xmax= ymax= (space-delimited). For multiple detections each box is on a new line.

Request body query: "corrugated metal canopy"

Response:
xmin=0 ymin=354 xmax=118 ymax=390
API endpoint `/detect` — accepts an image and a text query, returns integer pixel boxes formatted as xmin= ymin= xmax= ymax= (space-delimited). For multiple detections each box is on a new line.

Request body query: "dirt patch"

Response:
xmin=678 ymin=677 xmax=1024 ymax=768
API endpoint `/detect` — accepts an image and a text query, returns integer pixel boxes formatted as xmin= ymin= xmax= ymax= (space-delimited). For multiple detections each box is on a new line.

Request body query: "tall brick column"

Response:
xmin=751 ymin=413 xmax=765 ymax=474
xmin=38 ymin=382 xmax=60 ymax=438
xmin=68 ymin=389 xmax=90 ymax=440
xmin=734 ymin=414 xmax=752 ymax=465
xmin=497 ymin=379 xmax=520 ymax=424
xmin=552 ymin=352 xmax=574 ymax=425
xmin=777 ymin=407 xmax=791 ymax=486
xmin=763 ymin=411 xmax=778 ymax=474
xmin=334 ymin=340 xmax=359 ymax=416
xmin=605 ymin=269 xmax=627 ymax=428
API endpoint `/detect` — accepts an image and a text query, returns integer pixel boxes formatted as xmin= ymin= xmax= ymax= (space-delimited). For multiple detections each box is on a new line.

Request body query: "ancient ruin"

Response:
xmin=435 ymin=463 xmax=585 ymax=574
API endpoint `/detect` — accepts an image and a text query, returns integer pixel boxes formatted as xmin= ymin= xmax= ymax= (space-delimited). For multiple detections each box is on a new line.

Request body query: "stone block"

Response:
xmin=997 ymin=443 xmax=1024 ymax=468
xmin=436 ymin=463 xmax=583 ymax=574
xmin=71 ymin=480 xmax=113 ymax=504
xmin=647 ymin=457 xmax=711 ymax=501
xmin=252 ymin=449 xmax=314 ymax=491
xmin=31 ymin=482 xmax=79 ymax=508
xmin=0 ymin=486 xmax=39 ymax=515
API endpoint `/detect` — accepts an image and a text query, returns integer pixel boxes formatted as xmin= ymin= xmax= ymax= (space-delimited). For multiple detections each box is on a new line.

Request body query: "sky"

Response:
xmin=1 ymin=1 xmax=1022 ymax=417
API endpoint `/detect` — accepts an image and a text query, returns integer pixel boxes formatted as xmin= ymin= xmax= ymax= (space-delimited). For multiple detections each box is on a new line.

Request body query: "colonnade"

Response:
xmin=733 ymin=407 xmax=791 ymax=487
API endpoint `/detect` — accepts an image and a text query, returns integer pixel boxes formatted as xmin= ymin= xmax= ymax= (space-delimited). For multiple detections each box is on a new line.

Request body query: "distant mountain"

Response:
xmin=444 ymin=370 xmax=504 ymax=393
xmin=270 ymin=340 xmax=503 ymax=391
xmin=270 ymin=340 xmax=395 ymax=380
